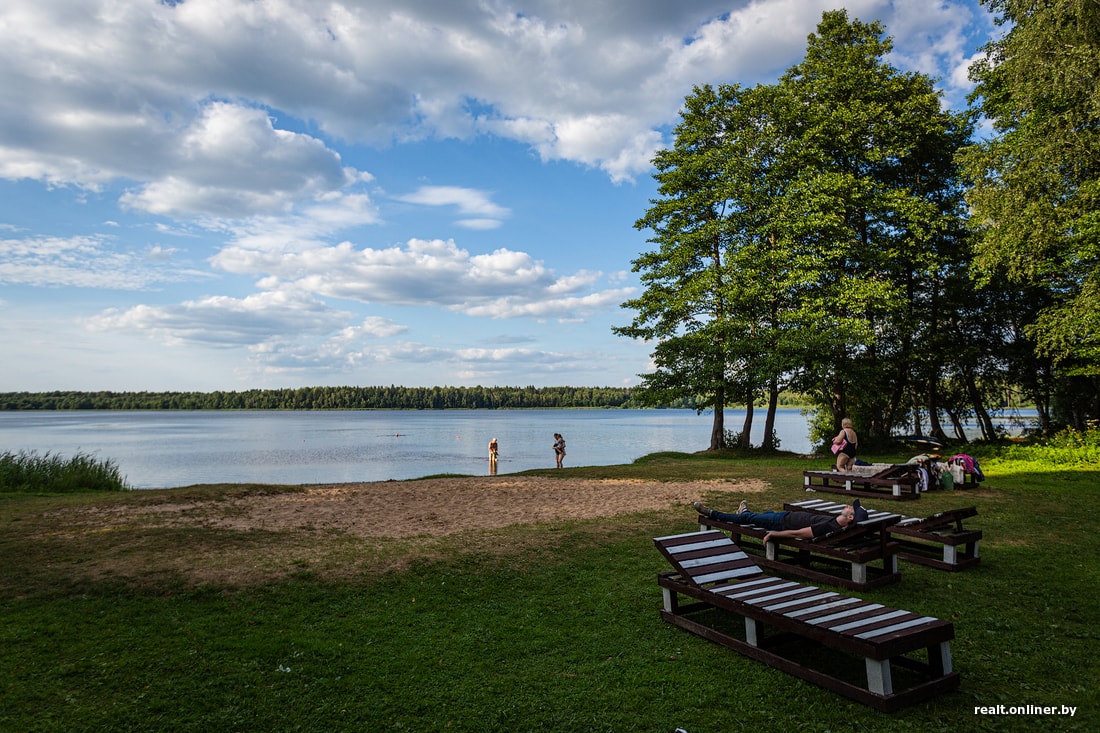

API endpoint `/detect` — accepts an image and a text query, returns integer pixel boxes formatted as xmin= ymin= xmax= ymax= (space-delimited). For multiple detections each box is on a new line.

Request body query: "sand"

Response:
xmin=122 ymin=475 xmax=766 ymax=538
xmin=33 ymin=475 xmax=766 ymax=586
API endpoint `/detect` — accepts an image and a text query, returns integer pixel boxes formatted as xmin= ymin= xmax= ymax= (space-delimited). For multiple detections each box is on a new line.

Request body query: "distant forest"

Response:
xmin=0 ymin=387 xmax=817 ymax=412
xmin=1 ymin=386 xmax=645 ymax=411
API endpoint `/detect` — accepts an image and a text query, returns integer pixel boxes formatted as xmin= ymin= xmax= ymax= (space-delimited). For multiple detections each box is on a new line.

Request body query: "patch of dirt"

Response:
xmin=25 ymin=476 xmax=766 ymax=588
xmin=73 ymin=476 xmax=767 ymax=538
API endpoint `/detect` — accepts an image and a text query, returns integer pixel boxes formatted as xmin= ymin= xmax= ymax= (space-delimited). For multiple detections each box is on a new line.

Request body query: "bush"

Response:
xmin=998 ymin=424 xmax=1100 ymax=467
xmin=0 ymin=450 xmax=131 ymax=492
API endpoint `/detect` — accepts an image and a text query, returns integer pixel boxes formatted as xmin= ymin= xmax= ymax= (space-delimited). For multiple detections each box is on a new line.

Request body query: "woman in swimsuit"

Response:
xmin=832 ymin=417 xmax=858 ymax=472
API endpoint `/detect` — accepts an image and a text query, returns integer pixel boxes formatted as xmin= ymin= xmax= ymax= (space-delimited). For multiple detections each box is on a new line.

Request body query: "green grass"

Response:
xmin=1 ymin=447 xmax=1097 ymax=731
xmin=0 ymin=450 xmax=131 ymax=492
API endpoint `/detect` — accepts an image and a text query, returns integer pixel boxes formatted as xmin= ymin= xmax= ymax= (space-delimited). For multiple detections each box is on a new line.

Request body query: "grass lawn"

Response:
xmin=1 ymin=449 xmax=1097 ymax=732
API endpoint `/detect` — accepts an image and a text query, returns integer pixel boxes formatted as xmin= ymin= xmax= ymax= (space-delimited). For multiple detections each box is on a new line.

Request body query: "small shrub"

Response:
xmin=0 ymin=450 xmax=131 ymax=493
xmin=998 ymin=425 xmax=1100 ymax=467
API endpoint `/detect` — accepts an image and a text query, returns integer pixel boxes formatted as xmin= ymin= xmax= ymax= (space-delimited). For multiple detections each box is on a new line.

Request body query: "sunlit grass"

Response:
xmin=0 ymin=450 xmax=130 ymax=493
xmin=1 ymin=442 xmax=1097 ymax=731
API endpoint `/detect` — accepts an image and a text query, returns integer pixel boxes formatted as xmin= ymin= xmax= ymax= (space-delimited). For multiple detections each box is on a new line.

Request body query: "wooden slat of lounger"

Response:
xmin=855 ymin=616 xmax=944 ymax=640
xmin=787 ymin=498 xmax=907 ymax=525
xmin=817 ymin=607 xmax=908 ymax=631
xmin=725 ymin=581 xmax=826 ymax=607
xmin=711 ymin=575 xmax=798 ymax=599
xmin=789 ymin=598 xmax=881 ymax=622
xmin=655 ymin=530 xmax=765 ymax=585
xmin=891 ymin=507 xmax=978 ymax=531
xmin=764 ymin=593 xmax=854 ymax=615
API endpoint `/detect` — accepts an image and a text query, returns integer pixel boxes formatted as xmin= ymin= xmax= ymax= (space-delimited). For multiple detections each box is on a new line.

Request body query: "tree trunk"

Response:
xmin=761 ymin=378 xmax=780 ymax=451
xmin=963 ymin=366 xmax=997 ymax=440
xmin=944 ymin=407 xmax=969 ymax=443
xmin=739 ymin=399 xmax=754 ymax=450
xmin=926 ymin=379 xmax=949 ymax=441
xmin=709 ymin=385 xmax=725 ymax=450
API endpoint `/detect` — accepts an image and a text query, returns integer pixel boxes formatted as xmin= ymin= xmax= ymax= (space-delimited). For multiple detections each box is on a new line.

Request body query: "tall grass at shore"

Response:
xmin=1 ymin=445 xmax=1097 ymax=731
xmin=0 ymin=450 xmax=130 ymax=492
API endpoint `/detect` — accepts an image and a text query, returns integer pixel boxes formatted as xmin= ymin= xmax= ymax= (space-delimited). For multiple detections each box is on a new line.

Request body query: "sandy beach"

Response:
xmin=34 ymin=474 xmax=764 ymax=586
xmin=79 ymin=475 xmax=766 ymax=538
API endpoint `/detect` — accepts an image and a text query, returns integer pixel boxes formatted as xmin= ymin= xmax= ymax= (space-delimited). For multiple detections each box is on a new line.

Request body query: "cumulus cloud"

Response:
xmin=0 ymin=0 xmax=997 ymax=387
xmin=0 ymin=234 xmax=206 ymax=289
xmin=86 ymin=290 xmax=354 ymax=347
xmin=0 ymin=0 xmax=986 ymax=196
xmin=209 ymin=235 xmax=629 ymax=319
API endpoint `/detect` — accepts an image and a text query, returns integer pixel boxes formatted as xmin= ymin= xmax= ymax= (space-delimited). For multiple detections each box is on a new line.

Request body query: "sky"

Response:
xmin=0 ymin=0 xmax=999 ymax=392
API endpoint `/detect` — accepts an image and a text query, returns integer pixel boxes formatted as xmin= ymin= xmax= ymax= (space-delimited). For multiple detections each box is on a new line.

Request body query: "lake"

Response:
xmin=0 ymin=408 xmax=812 ymax=488
xmin=1 ymin=407 xmax=1037 ymax=489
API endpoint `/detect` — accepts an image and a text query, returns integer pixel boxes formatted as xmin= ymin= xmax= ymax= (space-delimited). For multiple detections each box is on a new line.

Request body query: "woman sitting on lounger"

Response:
xmin=833 ymin=417 xmax=858 ymax=472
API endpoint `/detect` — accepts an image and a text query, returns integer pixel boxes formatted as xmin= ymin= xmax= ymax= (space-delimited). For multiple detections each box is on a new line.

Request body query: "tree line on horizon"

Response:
xmin=615 ymin=7 xmax=1100 ymax=452
xmin=1 ymin=386 xmax=645 ymax=411
xmin=0 ymin=387 xmax=823 ymax=412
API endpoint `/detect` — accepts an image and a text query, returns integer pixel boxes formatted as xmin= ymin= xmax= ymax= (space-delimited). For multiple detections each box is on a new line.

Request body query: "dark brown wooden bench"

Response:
xmin=654 ymin=530 xmax=959 ymax=712
xmin=786 ymin=499 xmax=982 ymax=571
xmin=804 ymin=464 xmax=920 ymax=500
xmin=697 ymin=509 xmax=902 ymax=591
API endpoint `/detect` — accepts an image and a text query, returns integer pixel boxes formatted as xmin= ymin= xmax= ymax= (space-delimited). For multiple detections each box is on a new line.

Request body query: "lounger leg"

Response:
xmin=744 ymin=617 xmax=759 ymax=647
xmin=851 ymin=562 xmax=868 ymax=585
xmin=928 ymin=641 xmax=953 ymax=677
xmin=865 ymin=658 xmax=894 ymax=696
xmin=942 ymin=544 xmax=957 ymax=565
xmin=662 ymin=587 xmax=675 ymax=613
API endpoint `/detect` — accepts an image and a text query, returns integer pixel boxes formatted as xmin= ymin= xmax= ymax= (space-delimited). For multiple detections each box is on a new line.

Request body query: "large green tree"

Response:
xmin=621 ymin=11 xmax=979 ymax=449
xmin=774 ymin=12 xmax=976 ymax=442
xmin=962 ymin=0 xmax=1100 ymax=377
xmin=615 ymin=84 xmax=748 ymax=450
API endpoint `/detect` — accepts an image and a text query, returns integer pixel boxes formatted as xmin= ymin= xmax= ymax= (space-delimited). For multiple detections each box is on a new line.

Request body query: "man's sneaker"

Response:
xmin=737 ymin=500 xmax=748 ymax=514
xmin=692 ymin=501 xmax=712 ymax=517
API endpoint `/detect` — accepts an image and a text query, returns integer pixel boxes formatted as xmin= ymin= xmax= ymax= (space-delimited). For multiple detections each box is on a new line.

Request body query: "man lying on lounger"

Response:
xmin=693 ymin=499 xmax=869 ymax=544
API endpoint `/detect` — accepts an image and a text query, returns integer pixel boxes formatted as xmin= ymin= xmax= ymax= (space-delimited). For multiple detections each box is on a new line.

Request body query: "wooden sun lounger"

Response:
xmin=787 ymin=499 xmax=982 ymax=571
xmin=654 ymin=530 xmax=959 ymax=712
xmin=697 ymin=510 xmax=901 ymax=591
xmin=803 ymin=464 xmax=920 ymax=500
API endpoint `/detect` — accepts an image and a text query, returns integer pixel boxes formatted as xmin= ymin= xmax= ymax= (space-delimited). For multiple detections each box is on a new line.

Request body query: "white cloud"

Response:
xmin=117 ymin=103 xmax=356 ymax=218
xmin=86 ymin=289 xmax=352 ymax=347
xmin=210 ymin=236 xmax=631 ymax=320
xmin=0 ymin=234 xmax=206 ymax=289
xmin=395 ymin=185 xmax=510 ymax=227
xmin=0 ymin=0 xmax=997 ymax=390
xmin=0 ymin=0 xmax=989 ymax=197
xmin=457 ymin=218 xmax=503 ymax=230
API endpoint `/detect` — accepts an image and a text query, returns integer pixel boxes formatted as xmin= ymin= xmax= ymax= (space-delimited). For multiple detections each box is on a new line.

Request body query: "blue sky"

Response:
xmin=0 ymin=0 xmax=997 ymax=391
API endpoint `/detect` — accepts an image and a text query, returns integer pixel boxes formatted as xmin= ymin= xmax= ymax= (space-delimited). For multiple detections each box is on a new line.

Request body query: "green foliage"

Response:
xmin=620 ymin=9 xmax=982 ymax=447
xmin=997 ymin=425 xmax=1100 ymax=468
xmin=962 ymin=0 xmax=1100 ymax=377
xmin=0 ymin=386 xmax=637 ymax=411
xmin=0 ymin=450 xmax=130 ymax=493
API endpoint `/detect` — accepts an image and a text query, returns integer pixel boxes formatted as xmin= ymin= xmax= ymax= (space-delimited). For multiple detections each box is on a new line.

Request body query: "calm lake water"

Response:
xmin=0 ymin=408 xmax=810 ymax=488
xmin=1 ymin=407 xmax=1037 ymax=489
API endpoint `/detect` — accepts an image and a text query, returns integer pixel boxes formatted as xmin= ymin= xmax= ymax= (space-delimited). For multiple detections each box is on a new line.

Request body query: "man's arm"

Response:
xmin=763 ymin=527 xmax=815 ymax=544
